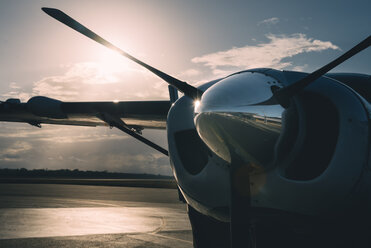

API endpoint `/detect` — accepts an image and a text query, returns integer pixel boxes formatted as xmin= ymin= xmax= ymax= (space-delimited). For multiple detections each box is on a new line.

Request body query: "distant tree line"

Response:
xmin=0 ymin=168 xmax=173 ymax=179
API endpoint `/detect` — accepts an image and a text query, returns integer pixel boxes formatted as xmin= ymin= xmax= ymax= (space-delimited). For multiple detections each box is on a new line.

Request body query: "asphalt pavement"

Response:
xmin=0 ymin=183 xmax=193 ymax=248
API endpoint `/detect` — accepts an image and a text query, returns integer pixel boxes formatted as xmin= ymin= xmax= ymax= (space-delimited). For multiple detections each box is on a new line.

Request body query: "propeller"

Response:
xmin=274 ymin=35 xmax=371 ymax=107
xmin=41 ymin=8 xmax=370 ymax=248
xmin=41 ymin=7 xmax=203 ymax=100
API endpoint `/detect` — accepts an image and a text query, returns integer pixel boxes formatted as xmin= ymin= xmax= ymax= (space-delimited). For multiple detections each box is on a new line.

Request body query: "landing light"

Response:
xmin=113 ymin=100 xmax=119 ymax=103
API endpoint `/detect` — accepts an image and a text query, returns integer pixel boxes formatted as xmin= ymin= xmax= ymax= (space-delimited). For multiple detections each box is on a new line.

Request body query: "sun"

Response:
xmin=92 ymin=49 xmax=134 ymax=84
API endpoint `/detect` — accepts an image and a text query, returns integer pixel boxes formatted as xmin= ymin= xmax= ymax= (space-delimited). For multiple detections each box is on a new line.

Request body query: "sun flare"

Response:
xmin=194 ymin=100 xmax=201 ymax=110
xmin=90 ymin=50 xmax=134 ymax=84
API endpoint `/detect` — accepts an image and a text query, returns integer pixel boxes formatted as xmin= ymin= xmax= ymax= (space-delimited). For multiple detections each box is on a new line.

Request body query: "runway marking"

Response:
xmin=151 ymin=216 xmax=166 ymax=233
xmin=66 ymin=198 xmax=122 ymax=207
xmin=149 ymin=232 xmax=193 ymax=244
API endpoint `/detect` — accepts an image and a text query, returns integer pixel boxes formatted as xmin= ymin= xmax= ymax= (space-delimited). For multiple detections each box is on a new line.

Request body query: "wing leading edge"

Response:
xmin=0 ymin=97 xmax=170 ymax=129
xmin=0 ymin=97 xmax=171 ymax=155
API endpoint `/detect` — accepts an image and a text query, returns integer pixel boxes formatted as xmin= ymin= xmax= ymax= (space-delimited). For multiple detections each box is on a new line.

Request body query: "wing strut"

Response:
xmin=98 ymin=113 xmax=168 ymax=156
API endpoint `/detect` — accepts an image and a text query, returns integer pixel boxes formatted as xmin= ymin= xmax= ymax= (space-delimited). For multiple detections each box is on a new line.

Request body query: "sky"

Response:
xmin=0 ymin=0 xmax=370 ymax=175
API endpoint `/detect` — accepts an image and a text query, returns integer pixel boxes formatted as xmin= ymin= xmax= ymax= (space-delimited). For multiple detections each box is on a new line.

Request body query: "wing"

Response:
xmin=0 ymin=96 xmax=171 ymax=155
xmin=0 ymin=97 xmax=170 ymax=129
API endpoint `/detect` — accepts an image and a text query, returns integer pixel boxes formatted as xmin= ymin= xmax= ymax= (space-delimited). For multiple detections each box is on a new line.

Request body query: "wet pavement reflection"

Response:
xmin=0 ymin=183 xmax=192 ymax=248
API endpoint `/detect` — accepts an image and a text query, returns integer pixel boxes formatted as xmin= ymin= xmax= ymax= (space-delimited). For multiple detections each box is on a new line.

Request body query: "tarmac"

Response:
xmin=0 ymin=183 xmax=193 ymax=248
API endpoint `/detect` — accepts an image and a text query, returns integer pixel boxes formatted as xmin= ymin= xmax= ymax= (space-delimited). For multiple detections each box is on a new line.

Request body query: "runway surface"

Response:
xmin=0 ymin=183 xmax=193 ymax=248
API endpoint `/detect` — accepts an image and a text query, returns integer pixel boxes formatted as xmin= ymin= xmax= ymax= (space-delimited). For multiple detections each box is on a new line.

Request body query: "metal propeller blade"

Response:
xmin=42 ymin=7 xmax=203 ymax=100
xmin=229 ymin=156 xmax=254 ymax=247
xmin=274 ymin=35 xmax=371 ymax=107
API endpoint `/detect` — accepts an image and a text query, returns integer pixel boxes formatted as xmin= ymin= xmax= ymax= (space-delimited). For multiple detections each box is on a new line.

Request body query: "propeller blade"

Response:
xmin=274 ymin=35 xmax=371 ymax=107
xmin=229 ymin=156 xmax=254 ymax=247
xmin=41 ymin=7 xmax=202 ymax=99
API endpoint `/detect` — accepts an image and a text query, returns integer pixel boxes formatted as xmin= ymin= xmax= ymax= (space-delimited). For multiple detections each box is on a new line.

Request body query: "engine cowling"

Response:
xmin=194 ymin=69 xmax=370 ymax=216
xmin=169 ymin=68 xmax=370 ymax=222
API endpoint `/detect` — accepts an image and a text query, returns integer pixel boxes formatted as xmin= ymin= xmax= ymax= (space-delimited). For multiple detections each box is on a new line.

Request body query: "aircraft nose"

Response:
xmin=194 ymin=72 xmax=285 ymax=170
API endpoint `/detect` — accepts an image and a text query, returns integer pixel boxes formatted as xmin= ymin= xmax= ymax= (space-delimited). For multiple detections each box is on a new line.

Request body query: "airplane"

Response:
xmin=0 ymin=7 xmax=370 ymax=248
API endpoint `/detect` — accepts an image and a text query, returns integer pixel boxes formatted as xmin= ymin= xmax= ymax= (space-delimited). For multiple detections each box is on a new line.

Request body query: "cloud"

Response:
xmin=291 ymin=65 xmax=308 ymax=71
xmin=1 ymin=61 xmax=169 ymax=102
xmin=30 ymin=61 xmax=169 ymax=101
xmin=0 ymin=141 xmax=32 ymax=161
xmin=0 ymin=124 xmax=171 ymax=175
xmin=1 ymin=91 xmax=31 ymax=102
xmin=37 ymin=132 xmax=130 ymax=144
xmin=9 ymin=82 xmax=21 ymax=89
xmin=0 ymin=124 xmax=131 ymax=143
xmin=258 ymin=17 xmax=279 ymax=26
xmin=1 ymin=82 xmax=31 ymax=102
xmin=178 ymin=68 xmax=201 ymax=77
xmin=191 ymin=33 xmax=340 ymax=77
xmin=0 ymin=122 xmax=171 ymax=173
